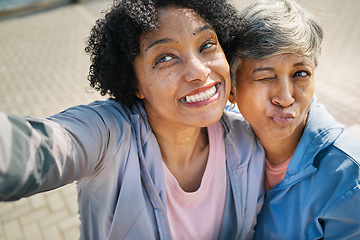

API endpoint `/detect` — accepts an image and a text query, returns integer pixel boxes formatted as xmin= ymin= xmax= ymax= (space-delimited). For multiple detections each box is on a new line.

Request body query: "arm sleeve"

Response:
xmin=0 ymin=103 xmax=121 ymax=201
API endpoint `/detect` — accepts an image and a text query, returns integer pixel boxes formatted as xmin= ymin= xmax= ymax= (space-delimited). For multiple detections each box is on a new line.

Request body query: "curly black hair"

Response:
xmin=85 ymin=0 xmax=240 ymax=106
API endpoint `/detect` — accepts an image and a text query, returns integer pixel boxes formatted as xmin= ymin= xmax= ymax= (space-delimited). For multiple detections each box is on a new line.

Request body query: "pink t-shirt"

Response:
xmin=265 ymin=157 xmax=292 ymax=192
xmin=163 ymin=121 xmax=227 ymax=240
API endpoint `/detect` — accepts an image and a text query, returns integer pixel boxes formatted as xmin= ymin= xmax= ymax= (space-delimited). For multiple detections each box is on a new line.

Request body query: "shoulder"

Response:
xmin=318 ymin=130 xmax=360 ymax=176
xmin=49 ymin=99 xmax=135 ymax=129
xmin=63 ymin=99 xmax=133 ymax=120
xmin=324 ymin=131 xmax=360 ymax=188
xmin=319 ymin=138 xmax=360 ymax=231
xmin=46 ymin=99 xmax=142 ymax=149
xmin=221 ymin=110 xmax=264 ymax=163
xmin=314 ymin=131 xmax=360 ymax=201
xmin=222 ymin=109 xmax=254 ymax=137
xmin=332 ymin=130 xmax=360 ymax=165
xmin=318 ymin=130 xmax=360 ymax=177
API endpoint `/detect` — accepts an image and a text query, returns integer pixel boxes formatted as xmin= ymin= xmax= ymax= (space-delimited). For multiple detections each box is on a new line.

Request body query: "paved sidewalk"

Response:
xmin=0 ymin=0 xmax=359 ymax=239
xmin=0 ymin=1 xmax=110 ymax=239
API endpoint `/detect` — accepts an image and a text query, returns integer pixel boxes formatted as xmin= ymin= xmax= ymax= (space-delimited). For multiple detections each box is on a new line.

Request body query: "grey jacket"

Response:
xmin=0 ymin=99 xmax=265 ymax=240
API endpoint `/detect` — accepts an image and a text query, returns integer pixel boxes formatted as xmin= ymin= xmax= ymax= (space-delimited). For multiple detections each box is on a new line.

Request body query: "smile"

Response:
xmin=181 ymin=84 xmax=218 ymax=103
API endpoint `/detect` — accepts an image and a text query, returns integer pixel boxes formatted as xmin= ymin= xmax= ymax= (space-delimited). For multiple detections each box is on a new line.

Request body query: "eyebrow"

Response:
xmin=293 ymin=62 xmax=311 ymax=67
xmin=145 ymin=38 xmax=172 ymax=52
xmin=195 ymin=24 xmax=214 ymax=35
xmin=253 ymin=67 xmax=274 ymax=73
xmin=253 ymin=61 xmax=311 ymax=73
xmin=144 ymin=24 xmax=214 ymax=52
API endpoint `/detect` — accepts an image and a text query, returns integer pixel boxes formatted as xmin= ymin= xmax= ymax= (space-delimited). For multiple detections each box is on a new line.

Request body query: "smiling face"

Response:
xmin=234 ymin=53 xmax=315 ymax=145
xmin=133 ymin=7 xmax=230 ymax=129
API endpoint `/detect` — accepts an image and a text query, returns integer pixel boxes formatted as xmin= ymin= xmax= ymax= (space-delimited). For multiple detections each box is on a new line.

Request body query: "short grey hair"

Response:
xmin=230 ymin=0 xmax=324 ymax=85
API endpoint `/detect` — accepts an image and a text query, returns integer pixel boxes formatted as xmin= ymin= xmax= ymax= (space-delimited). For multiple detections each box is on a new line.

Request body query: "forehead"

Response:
xmin=160 ymin=6 xmax=201 ymax=19
xmin=138 ymin=7 xmax=208 ymax=45
xmin=157 ymin=6 xmax=206 ymax=30
xmin=241 ymin=54 xmax=315 ymax=69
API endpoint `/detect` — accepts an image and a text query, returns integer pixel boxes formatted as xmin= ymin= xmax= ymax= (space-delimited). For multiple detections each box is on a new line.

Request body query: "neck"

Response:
xmin=259 ymin=125 xmax=304 ymax=165
xmin=149 ymin=119 xmax=210 ymax=192
xmin=152 ymin=122 xmax=208 ymax=165
xmin=261 ymin=138 xmax=297 ymax=165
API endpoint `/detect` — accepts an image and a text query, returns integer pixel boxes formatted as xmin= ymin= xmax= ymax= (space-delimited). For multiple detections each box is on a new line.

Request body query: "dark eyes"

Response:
xmin=293 ymin=70 xmax=310 ymax=78
xmin=155 ymin=55 xmax=175 ymax=65
xmin=153 ymin=40 xmax=217 ymax=66
xmin=201 ymin=41 xmax=216 ymax=52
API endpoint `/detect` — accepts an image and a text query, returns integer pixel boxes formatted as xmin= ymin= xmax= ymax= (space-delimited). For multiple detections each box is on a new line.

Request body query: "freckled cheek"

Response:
xmin=297 ymin=84 xmax=314 ymax=108
xmin=240 ymin=88 xmax=268 ymax=122
xmin=236 ymin=83 xmax=265 ymax=103
xmin=307 ymin=85 xmax=315 ymax=97
xmin=299 ymin=78 xmax=315 ymax=93
xmin=145 ymin=73 xmax=180 ymax=99
xmin=208 ymin=54 xmax=230 ymax=73
xmin=300 ymin=93 xmax=314 ymax=115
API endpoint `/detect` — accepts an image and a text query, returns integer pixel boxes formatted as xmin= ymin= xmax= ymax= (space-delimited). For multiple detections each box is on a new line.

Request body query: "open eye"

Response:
xmin=200 ymin=41 xmax=216 ymax=52
xmin=293 ymin=70 xmax=310 ymax=78
xmin=154 ymin=54 xmax=175 ymax=66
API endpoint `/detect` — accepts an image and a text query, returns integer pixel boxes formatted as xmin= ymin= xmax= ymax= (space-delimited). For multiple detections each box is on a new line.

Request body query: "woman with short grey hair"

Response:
xmin=230 ymin=0 xmax=323 ymax=83
xmin=228 ymin=0 xmax=360 ymax=238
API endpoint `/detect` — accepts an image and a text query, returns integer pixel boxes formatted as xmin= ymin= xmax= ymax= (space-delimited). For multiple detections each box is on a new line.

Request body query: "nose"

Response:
xmin=271 ymin=76 xmax=295 ymax=107
xmin=184 ymin=54 xmax=211 ymax=82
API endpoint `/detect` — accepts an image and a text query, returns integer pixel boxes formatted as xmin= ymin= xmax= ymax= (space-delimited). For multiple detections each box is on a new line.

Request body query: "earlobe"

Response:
xmin=135 ymin=89 xmax=145 ymax=99
xmin=228 ymin=85 xmax=236 ymax=104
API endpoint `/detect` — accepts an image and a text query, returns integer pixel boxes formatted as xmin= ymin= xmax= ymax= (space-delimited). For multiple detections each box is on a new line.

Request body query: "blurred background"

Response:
xmin=0 ymin=0 xmax=359 ymax=239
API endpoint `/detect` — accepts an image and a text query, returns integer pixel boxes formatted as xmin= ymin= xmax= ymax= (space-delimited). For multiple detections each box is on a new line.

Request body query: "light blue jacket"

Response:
xmin=254 ymin=98 xmax=360 ymax=239
xmin=0 ymin=99 xmax=265 ymax=240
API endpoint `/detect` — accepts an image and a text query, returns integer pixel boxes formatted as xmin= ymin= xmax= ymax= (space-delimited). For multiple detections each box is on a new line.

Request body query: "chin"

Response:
xmin=267 ymin=129 xmax=296 ymax=140
xmin=199 ymin=113 xmax=223 ymax=127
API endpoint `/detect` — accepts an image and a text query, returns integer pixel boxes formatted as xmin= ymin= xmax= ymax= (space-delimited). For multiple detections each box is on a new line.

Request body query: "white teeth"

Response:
xmin=185 ymin=85 xmax=217 ymax=103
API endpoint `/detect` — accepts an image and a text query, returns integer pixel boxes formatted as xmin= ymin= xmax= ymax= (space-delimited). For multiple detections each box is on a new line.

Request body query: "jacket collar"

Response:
xmin=287 ymin=95 xmax=344 ymax=176
xmin=127 ymin=100 xmax=171 ymax=239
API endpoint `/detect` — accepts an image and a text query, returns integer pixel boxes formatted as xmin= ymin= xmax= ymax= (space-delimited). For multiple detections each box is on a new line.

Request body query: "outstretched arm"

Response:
xmin=0 ymin=103 xmax=118 ymax=201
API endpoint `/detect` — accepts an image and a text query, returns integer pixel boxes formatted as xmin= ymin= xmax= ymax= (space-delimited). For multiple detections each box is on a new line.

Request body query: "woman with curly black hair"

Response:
xmin=0 ymin=0 xmax=265 ymax=239
xmin=86 ymin=0 xmax=239 ymax=107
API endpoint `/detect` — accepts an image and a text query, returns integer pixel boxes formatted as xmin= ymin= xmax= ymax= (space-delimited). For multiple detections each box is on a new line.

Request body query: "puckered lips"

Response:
xmin=269 ymin=111 xmax=296 ymax=126
xmin=179 ymin=82 xmax=220 ymax=106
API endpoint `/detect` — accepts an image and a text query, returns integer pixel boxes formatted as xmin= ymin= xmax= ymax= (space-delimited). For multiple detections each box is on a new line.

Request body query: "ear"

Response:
xmin=228 ymin=84 xmax=236 ymax=104
xmin=135 ymin=88 xmax=145 ymax=99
